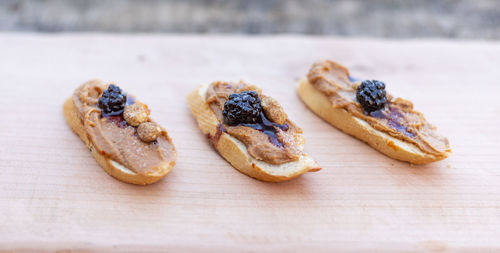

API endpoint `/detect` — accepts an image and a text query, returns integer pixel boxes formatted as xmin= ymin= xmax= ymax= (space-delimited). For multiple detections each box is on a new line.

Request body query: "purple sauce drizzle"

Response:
xmin=348 ymin=76 xmax=361 ymax=83
xmin=237 ymin=113 xmax=288 ymax=147
xmin=106 ymin=115 xmax=128 ymax=128
xmin=125 ymin=94 xmax=136 ymax=106
xmin=215 ymin=123 xmax=227 ymax=142
xmin=369 ymin=107 xmax=416 ymax=138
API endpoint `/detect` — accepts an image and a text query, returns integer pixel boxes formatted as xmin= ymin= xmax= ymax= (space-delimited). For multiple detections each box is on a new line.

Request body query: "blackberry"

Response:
xmin=356 ymin=80 xmax=387 ymax=113
xmin=223 ymin=91 xmax=262 ymax=125
xmin=98 ymin=84 xmax=127 ymax=116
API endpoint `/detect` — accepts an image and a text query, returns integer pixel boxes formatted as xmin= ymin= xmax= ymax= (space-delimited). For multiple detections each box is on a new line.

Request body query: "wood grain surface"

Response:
xmin=0 ymin=34 xmax=499 ymax=252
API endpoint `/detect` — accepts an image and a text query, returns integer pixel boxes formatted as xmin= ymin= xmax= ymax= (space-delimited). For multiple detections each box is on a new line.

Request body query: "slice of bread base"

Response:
xmin=187 ymin=84 xmax=320 ymax=182
xmin=63 ymin=98 xmax=175 ymax=185
xmin=297 ymin=79 xmax=450 ymax=165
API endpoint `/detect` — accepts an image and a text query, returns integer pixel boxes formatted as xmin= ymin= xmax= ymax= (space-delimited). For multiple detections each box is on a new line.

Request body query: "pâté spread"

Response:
xmin=307 ymin=60 xmax=450 ymax=157
xmin=72 ymin=80 xmax=176 ymax=174
xmin=205 ymin=81 xmax=303 ymax=165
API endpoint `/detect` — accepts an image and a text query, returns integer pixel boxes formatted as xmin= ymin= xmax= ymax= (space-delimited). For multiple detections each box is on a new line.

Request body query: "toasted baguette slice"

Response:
xmin=187 ymin=83 xmax=320 ymax=182
xmin=298 ymin=79 xmax=450 ymax=164
xmin=64 ymin=94 xmax=175 ymax=185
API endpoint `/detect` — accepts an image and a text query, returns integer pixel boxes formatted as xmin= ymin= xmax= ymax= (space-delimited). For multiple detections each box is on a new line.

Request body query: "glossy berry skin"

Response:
xmin=223 ymin=91 xmax=262 ymax=125
xmin=356 ymin=80 xmax=387 ymax=113
xmin=98 ymin=84 xmax=127 ymax=116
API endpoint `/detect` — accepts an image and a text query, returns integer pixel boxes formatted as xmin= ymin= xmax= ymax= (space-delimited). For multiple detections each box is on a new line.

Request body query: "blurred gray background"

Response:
xmin=1 ymin=0 xmax=500 ymax=39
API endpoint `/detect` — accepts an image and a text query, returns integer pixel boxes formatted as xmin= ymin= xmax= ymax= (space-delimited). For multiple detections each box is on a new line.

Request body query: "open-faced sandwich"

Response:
xmin=298 ymin=60 xmax=451 ymax=164
xmin=63 ymin=80 xmax=176 ymax=185
xmin=187 ymin=81 xmax=320 ymax=182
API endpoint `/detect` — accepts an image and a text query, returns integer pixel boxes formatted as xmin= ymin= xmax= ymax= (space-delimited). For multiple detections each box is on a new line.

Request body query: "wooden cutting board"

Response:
xmin=1 ymin=34 xmax=499 ymax=252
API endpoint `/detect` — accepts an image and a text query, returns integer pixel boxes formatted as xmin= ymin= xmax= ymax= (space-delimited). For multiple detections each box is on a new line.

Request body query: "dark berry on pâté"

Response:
xmin=223 ymin=91 xmax=262 ymax=125
xmin=98 ymin=84 xmax=127 ymax=116
xmin=356 ymin=80 xmax=387 ymax=113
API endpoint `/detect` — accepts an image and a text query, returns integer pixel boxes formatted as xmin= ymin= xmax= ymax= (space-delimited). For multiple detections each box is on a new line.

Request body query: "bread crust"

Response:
xmin=187 ymin=84 xmax=320 ymax=182
xmin=297 ymin=79 xmax=450 ymax=164
xmin=63 ymin=98 xmax=175 ymax=185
